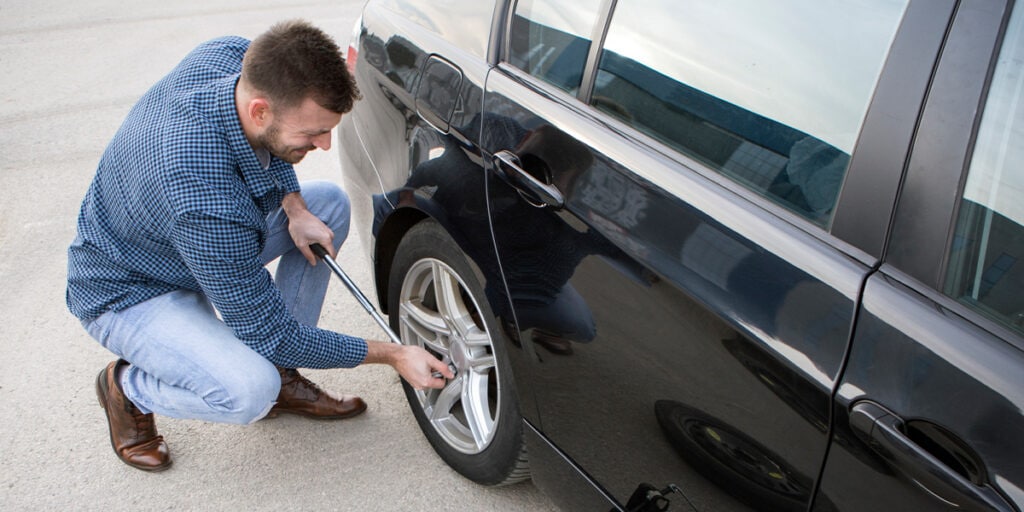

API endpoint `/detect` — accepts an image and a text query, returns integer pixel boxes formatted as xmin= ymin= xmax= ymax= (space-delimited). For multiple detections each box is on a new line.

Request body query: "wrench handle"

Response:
xmin=311 ymin=244 xmax=452 ymax=380
xmin=310 ymin=243 xmax=331 ymax=259
xmin=310 ymin=243 xmax=402 ymax=345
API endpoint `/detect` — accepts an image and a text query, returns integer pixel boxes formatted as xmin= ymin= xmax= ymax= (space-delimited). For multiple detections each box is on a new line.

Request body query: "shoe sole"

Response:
xmin=95 ymin=366 xmax=173 ymax=472
xmin=265 ymin=402 xmax=368 ymax=420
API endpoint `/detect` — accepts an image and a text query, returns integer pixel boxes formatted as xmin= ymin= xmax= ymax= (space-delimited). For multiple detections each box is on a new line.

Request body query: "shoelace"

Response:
xmin=134 ymin=413 xmax=156 ymax=435
xmin=125 ymin=401 xmax=157 ymax=435
xmin=280 ymin=369 xmax=323 ymax=399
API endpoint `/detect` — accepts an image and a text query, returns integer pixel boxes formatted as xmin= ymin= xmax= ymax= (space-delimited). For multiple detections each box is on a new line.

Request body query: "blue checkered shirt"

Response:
xmin=66 ymin=37 xmax=367 ymax=369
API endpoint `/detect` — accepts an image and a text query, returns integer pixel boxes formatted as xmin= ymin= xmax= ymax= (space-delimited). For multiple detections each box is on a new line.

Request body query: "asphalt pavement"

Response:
xmin=0 ymin=1 xmax=556 ymax=510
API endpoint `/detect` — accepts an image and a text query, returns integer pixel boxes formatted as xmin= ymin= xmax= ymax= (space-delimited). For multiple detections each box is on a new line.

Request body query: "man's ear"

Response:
xmin=248 ymin=98 xmax=272 ymax=128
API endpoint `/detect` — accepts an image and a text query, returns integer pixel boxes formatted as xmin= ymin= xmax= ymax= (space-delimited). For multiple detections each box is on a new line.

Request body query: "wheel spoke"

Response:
xmin=400 ymin=300 xmax=450 ymax=355
xmin=429 ymin=374 xmax=464 ymax=421
xmin=431 ymin=263 xmax=460 ymax=318
xmin=462 ymin=328 xmax=492 ymax=348
xmin=465 ymin=352 xmax=495 ymax=373
xmin=431 ymin=262 xmax=476 ymax=340
xmin=422 ymin=338 xmax=450 ymax=358
xmin=462 ymin=373 xmax=494 ymax=449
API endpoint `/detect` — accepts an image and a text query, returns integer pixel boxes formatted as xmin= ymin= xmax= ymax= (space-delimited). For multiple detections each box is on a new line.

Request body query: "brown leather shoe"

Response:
xmin=532 ymin=329 xmax=574 ymax=355
xmin=95 ymin=360 xmax=172 ymax=472
xmin=267 ymin=367 xmax=367 ymax=420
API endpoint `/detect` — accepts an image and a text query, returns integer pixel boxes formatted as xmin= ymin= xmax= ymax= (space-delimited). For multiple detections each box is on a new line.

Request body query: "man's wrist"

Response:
xmin=363 ymin=340 xmax=399 ymax=366
xmin=281 ymin=191 xmax=308 ymax=218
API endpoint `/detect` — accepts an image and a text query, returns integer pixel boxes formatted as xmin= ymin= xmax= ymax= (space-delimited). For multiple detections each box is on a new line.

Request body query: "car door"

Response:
xmin=815 ymin=1 xmax=1024 ymax=510
xmin=479 ymin=0 xmax=937 ymax=510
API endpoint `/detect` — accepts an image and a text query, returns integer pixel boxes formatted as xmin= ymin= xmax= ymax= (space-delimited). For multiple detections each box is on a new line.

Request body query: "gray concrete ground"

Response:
xmin=0 ymin=1 xmax=556 ymax=510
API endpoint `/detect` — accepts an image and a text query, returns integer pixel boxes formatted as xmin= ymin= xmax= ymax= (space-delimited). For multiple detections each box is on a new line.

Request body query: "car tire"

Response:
xmin=654 ymin=400 xmax=810 ymax=512
xmin=387 ymin=219 xmax=529 ymax=486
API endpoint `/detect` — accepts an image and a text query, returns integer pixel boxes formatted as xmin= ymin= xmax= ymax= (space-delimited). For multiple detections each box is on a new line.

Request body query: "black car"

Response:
xmin=336 ymin=0 xmax=1024 ymax=510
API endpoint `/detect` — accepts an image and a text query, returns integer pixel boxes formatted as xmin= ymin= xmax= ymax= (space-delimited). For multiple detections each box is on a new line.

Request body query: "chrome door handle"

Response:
xmin=849 ymin=402 xmax=1013 ymax=512
xmin=492 ymin=150 xmax=565 ymax=208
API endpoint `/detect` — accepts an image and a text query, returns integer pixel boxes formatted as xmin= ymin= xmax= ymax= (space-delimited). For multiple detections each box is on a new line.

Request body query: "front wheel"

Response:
xmin=387 ymin=220 xmax=529 ymax=486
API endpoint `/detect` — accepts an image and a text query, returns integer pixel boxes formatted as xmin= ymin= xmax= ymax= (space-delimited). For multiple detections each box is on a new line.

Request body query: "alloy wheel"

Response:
xmin=398 ymin=257 xmax=500 ymax=455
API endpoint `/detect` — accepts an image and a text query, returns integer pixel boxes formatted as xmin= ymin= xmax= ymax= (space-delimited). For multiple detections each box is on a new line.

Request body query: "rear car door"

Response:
xmin=479 ymin=0 xmax=939 ymax=510
xmin=816 ymin=1 xmax=1024 ymax=510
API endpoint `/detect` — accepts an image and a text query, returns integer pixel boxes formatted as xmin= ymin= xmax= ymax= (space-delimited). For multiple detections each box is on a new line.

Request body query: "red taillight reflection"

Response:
xmin=346 ymin=44 xmax=358 ymax=75
xmin=346 ymin=16 xmax=361 ymax=76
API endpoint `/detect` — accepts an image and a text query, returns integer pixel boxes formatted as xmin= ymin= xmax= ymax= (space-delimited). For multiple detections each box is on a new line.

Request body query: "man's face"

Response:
xmin=257 ymin=97 xmax=342 ymax=164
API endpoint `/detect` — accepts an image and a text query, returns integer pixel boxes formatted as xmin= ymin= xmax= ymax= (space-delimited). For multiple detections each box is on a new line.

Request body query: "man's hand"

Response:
xmin=364 ymin=341 xmax=454 ymax=390
xmin=282 ymin=192 xmax=334 ymax=265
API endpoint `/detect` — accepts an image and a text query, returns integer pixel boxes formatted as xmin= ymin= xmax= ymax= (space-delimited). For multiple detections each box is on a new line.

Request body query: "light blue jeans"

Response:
xmin=82 ymin=181 xmax=350 ymax=424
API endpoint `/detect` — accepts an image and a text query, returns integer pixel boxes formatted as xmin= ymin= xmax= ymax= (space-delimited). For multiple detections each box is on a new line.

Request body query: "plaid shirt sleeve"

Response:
xmin=170 ymin=206 xmax=366 ymax=369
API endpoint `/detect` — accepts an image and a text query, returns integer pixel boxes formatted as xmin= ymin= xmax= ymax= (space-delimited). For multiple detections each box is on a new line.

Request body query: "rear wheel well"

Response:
xmin=374 ymin=206 xmax=428 ymax=315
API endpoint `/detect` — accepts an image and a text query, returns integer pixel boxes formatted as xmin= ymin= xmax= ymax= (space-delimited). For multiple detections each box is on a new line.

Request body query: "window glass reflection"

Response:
xmin=508 ymin=0 xmax=604 ymax=93
xmin=592 ymin=0 xmax=908 ymax=226
xmin=946 ymin=5 xmax=1024 ymax=335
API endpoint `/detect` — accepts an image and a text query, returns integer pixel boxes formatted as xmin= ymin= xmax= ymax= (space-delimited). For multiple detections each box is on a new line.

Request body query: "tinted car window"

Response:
xmin=945 ymin=6 xmax=1024 ymax=336
xmin=591 ymin=0 xmax=908 ymax=227
xmin=508 ymin=0 xmax=603 ymax=93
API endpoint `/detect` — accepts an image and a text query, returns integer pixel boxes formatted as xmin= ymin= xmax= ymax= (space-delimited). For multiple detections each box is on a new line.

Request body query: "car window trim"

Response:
xmin=886 ymin=0 xmax=1012 ymax=289
xmin=830 ymin=0 xmax=957 ymax=260
xmin=487 ymin=0 xmax=510 ymax=66
xmin=577 ymin=0 xmax=617 ymax=102
xmin=498 ymin=0 xmax=613 ymax=95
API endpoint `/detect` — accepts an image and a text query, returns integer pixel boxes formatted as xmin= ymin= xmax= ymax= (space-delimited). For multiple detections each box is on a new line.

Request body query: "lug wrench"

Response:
xmin=310 ymin=243 xmax=454 ymax=380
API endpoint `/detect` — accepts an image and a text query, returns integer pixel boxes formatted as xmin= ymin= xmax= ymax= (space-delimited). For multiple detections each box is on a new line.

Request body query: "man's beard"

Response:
xmin=258 ymin=123 xmax=316 ymax=164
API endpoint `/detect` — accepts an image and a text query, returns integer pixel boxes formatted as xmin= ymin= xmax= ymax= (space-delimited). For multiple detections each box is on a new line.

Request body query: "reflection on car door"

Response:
xmin=481 ymin=75 xmax=858 ymax=512
xmin=480 ymin=1 xmax=912 ymax=510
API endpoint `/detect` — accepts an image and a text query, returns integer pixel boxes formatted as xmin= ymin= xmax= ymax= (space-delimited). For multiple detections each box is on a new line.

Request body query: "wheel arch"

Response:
xmin=374 ymin=206 xmax=429 ymax=315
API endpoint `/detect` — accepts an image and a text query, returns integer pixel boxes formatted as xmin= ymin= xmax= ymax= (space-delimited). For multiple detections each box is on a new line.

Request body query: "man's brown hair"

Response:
xmin=242 ymin=19 xmax=360 ymax=113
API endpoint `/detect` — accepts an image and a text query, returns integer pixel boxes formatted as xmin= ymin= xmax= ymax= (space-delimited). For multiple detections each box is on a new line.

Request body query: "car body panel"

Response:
xmin=480 ymin=66 xmax=867 ymax=510
xmin=336 ymin=0 xmax=1024 ymax=510
xmin=817 ymin=270 xmax=1024 ymax=511
xmin=816 ymin=2 xmax=1024 ymax=510
xmin=339 ymin=0 xmax=492 ymax=300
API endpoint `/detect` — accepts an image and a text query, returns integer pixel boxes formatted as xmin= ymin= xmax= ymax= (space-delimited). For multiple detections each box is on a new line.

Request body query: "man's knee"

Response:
xmin=302 ymin=180 xmax=351 ymax=239
xmin=208 ymin=361 xmax=281 ymax=424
